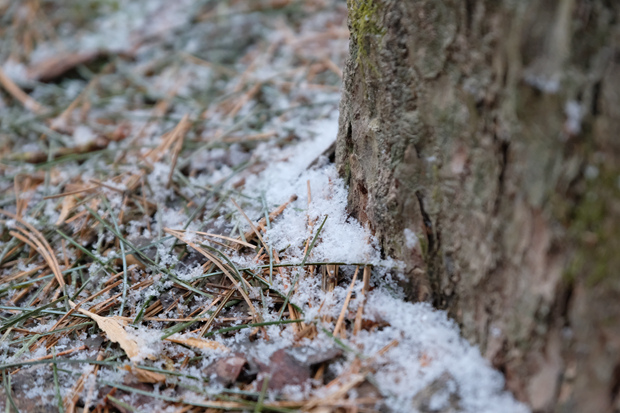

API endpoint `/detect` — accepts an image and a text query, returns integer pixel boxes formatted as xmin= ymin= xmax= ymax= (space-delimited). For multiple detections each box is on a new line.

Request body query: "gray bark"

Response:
xmin=336 ymin=1 xmax=620 ymax=412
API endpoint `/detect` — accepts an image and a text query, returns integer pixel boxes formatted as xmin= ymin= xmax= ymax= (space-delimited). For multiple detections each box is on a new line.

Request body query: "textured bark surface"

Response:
xmin=336 ymin=1 xmax=620 ymax=412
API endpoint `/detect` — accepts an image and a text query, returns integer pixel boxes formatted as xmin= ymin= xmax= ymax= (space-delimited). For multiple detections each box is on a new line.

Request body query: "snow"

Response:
xmin=1 ymin=59 xmax=28 ymax=83
xmin=73 ymin=125 xmax=95 ymax=146
xmin=404 ymin=228 xmax=419 ymax=249
xmin=360 ymin=292 xmax=529 ymax=412
xmin=194 ymin=109 xmax=527 ymax=412
xmin=524 ymin=72 xmax=560 ymax=94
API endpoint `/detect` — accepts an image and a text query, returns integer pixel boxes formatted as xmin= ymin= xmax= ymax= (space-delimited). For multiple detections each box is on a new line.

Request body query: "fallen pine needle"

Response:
xmin=333 ymin=266 xmax=359 ymax=338
xmin=353 ymin=265 xmax=371 ymax=336
xmin=0 ymin=67 xmax=45 ymax=114
xmin=165 ymin=228 xmax=255 ymax=249
xmin=1 ymin=209 xmax=66 ymax=289
xmin=164 ymin=335 xmax=229 ymax=351
xmin=123 ymin=365 xmax=167 ymax=384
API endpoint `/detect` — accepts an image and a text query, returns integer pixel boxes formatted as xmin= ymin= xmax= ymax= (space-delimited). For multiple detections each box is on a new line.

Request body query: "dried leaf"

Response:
xmin=70 ymin=301 xmax=140 ymax=359
xmin=55 ymin=196 xmax=76 ymax=225
xmin=165 ymin=336 xmax=229 ymax=351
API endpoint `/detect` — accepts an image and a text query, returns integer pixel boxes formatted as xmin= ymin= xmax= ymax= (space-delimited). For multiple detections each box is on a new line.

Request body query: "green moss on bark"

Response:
xmin=347 ymin=0 xmax=385 ymax=73
xmin=565 ymin=167 xmax=620 ymax=287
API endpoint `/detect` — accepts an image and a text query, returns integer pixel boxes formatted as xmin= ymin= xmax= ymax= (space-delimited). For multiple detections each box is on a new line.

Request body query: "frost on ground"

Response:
xmin=0 ymin=1 xmax=528 ymax=412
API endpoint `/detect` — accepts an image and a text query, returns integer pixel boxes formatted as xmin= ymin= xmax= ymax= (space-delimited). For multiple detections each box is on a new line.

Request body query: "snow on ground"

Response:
xmin=0 ymin=1 xmax=529 ymax=412
xmin=225 ymin=113 xmax=530 ymax=413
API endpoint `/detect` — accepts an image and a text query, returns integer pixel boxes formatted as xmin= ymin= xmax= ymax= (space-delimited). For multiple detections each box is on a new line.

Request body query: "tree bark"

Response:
xmin=336 ymin=1 xmax=620 ymax=412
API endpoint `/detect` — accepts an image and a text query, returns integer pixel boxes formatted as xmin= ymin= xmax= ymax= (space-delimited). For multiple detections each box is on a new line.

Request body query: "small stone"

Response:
xmin=204 ymin=354 xmax=247 ymax=386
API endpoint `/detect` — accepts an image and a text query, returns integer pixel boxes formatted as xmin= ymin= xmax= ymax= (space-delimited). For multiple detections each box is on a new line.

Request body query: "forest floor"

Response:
xmin=0 ymin=1 xmax=528 ymax=412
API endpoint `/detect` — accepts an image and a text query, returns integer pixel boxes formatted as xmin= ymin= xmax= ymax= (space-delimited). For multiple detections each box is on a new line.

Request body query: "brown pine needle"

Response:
xmin=353 ymin=265 xmax=371 ymax=336
xmin=146 ymin=114 xmax=191 ymax=164
xmin=46 ymin=283 xmax=117 ymax=337
xmin=87 ymin=179 xmax=125 ymax=194
xmin=20 ymin=345 xmax=86 ymax=365
xmin=237 ymin=194 xmax=298 ymax=246
xmin=333 ymin=266 xmax=359 ymax=338
xmin=50 ymin=63 xmax=114 ymax=132
xmin=1 ymin=208 xmax=66 ymax=289
xmin=231 ymin=198 xmax=266 ymax=250
xmin=165 ymin=336 xmax=229 ymax=351
xmin=228 ymin=82 xmax=262 ymax=117
xmin=222 ymin=131 xmax=276 ymax=143
xmin=164 ymin=228 xmax=258 ymax=320
xmin=372 ymin=339 xmax=399 ymax=359
xmin=166 ymin=228 xmax=255 ymax=249
xmin=55 ymin=196 xmax=78 ymax=225
xmin=303 ymin=181 xmax=315 ymax=259
xmin=0 ymin=67 xmax=45 ymax=114
xmin=123 ymin=365 xmax=167 ymax=384
xmin=303 ymin=374 xmax=367 ymax=411
xmin=199 ymin=288 xmax=235 ymax=336
xmin=43 ymin=185 xmax=100 ymax=200
xmin=0 ymin=264 xmax=46 ymax=283
xmin=323 ymin=57 xmax=343 ymax=78
xmin=167 ymin=122 xmax=186 ymax=188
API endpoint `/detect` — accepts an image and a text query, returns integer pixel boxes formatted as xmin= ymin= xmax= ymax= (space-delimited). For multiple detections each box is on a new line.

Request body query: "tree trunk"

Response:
xmin=336 ymin=1 xmax=620 ymax=412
